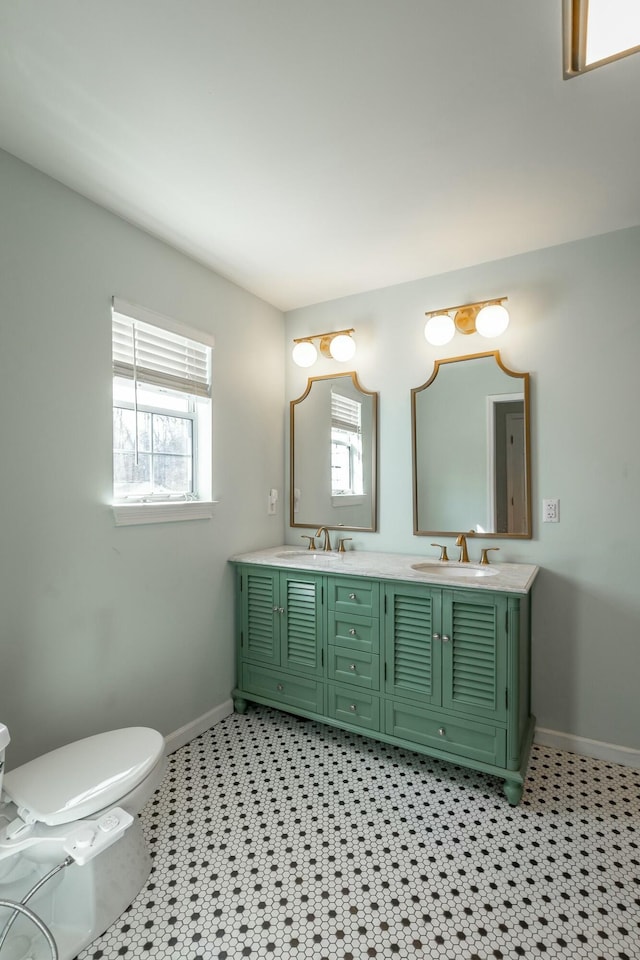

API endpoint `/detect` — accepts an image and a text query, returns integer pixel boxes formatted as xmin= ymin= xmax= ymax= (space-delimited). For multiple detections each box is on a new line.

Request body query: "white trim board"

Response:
xmin=164 ymin=700 xmax=234 ymax=756
xmin=535 ymin=727 xmax=640 ymax=768
xmin=112 ymin=501 xmax=217 ymax=526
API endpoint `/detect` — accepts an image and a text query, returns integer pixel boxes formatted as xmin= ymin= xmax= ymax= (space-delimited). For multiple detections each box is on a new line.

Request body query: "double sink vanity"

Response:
xmin=232 ymin=348 xmax=537 ymax=804
xmin=231 ymin=545 xmax=538 ymax=805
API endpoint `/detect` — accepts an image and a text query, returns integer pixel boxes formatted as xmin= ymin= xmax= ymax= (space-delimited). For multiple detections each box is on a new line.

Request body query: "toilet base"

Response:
xmin=0 ymin=817 xmax=151 ymax=960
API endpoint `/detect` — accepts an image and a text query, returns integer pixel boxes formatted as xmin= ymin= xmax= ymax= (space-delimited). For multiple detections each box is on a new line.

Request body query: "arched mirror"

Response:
xmin=290 ymin=372 xmax=378 ymax=531
xmin=412 ymin=351 xmax=531 ymax=538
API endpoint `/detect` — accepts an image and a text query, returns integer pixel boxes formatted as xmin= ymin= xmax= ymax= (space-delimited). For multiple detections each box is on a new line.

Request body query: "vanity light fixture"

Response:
xmin=424 ymin=298 xmax=509 ymax=346
xmin=292 ymin=328 xmax=356 ymax=367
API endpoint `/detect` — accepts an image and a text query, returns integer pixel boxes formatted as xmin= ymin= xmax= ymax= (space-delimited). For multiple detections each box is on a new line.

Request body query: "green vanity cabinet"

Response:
xmin=234 ymin=566 xmax=325 ymax=715
xmin=232 ymin=560 xmax=534 ymax=805
xmin=384 ymin=582 xmax=441 ymax=704
xmin=384 ymin=582 xmax=513 ymax=774
xmin=385 ymin=583 xmax=508 ymax=722
xmin=326 ymin=575 xmax=381 ymax=734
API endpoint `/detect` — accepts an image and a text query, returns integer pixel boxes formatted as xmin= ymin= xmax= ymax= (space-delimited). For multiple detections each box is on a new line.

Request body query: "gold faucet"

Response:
xmin=316 ymin=526 xmax=332 ymax=551
xmin=455 ymin=531 xmax=475 ymax=563
xmin=480 ymin=547 xmax=500 ymax=565
xmin=431 ymin=543 xmax=450 ymax=561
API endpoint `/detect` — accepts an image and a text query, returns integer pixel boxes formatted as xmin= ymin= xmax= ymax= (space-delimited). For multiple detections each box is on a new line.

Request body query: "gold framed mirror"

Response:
xmin=411 ymin=351 xmax=531 ymax=538
xmin=290 ymin=372 xmax=378 ymax=532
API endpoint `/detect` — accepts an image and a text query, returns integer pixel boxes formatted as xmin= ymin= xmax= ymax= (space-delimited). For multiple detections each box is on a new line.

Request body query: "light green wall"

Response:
xmin=3 ymin=145 xmax=638 ymax=763
xmin=0 ymin=150 xmax=285 ymax=766
xmin=285 ymin=226 xmax=640 ymax=752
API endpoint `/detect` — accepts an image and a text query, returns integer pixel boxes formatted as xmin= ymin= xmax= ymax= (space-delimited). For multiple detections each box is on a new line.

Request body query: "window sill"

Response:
xmin=112 ymin=501 xmax=218 ymax=527
xmin=331 ymin=495 xmax=365 ymax=507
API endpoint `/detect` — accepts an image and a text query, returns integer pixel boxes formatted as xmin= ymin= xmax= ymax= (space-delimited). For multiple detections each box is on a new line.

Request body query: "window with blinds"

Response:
xmin=112 ymin=312 xmax=211 ymax=398
xmin=111 ymin=299 xmax=213 ymax=506
xmin=330 ymin=391 xmax=363 ymax=497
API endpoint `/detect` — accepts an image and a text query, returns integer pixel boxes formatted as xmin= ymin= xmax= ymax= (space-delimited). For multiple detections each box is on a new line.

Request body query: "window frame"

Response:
xmin=330 ymin=390 xmax=364 ymax=501
xmin=563 ymin=0 xmax=640 ymax=78
xmin=111 ymin=298 xmax=216 ymax=526
xmin=113 ymin=385 xmax=198 ymax=503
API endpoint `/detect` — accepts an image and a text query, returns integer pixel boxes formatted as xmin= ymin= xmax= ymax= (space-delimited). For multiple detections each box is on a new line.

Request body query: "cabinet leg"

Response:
xmin=233 ymin=695 xmax=248 ymax=715
xmin=503 ymin=779 xmax=523 ymax=806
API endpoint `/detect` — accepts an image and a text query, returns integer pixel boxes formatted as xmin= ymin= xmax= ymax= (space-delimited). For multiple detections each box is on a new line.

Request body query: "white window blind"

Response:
xmin=112 ymin=298 xmax=213 ymax=398
xmin=331 ymin=392 xmax=362 ymax=432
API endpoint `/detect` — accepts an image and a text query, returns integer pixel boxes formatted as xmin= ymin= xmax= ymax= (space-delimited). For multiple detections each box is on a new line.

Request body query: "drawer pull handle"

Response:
xmin=277 ymin=683 xmax=284 ymax=692
xmin=349 ymin=663 xmax=357 ymax=672
xmin=432 ymin=632 xmax=440 ymax=641
xmin=349 ymin=628 xmax=357 ymax=636
xmin=349 ymin=704 xmax=357 ymax=712
xmin=438 ymin=727 xmax=446 ymax=737
xmin=349 ymin=593 xmax=357 ymax=600
xmin=442 ymin=634 xmax=450 ymax=643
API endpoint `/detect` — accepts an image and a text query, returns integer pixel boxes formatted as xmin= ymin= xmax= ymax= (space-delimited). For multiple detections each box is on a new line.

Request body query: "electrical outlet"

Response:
xmin=267 ymin=488 xmax=278 ymax=515
xmin=542 ymin=498 xmax=559 ymax=523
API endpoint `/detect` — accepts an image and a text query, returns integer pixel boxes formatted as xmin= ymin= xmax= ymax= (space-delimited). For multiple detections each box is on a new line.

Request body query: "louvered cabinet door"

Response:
xmin=384 ymin=583 xmax=442 ymax=706
xmin=241 ymin=568 xmax=280 ymax=666
xmin=280 ymin=572 xmax=324 ymax=677
xmin=440 ymin=590 xmax=508 ymax=723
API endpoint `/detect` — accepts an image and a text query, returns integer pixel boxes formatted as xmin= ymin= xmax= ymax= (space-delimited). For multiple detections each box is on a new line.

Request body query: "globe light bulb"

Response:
xmin=424 ymin=314 xmax=455 ymax=346
xmin=329 ymin=334 xmax=356 ymax=361
xmin=292 ymin=341 xmax=318 ymax=367
xmin=475 ymin=303 xmax=510 ymax=338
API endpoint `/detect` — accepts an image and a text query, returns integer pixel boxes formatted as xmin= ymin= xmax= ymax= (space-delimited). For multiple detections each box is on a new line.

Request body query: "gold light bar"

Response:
xmin=425 ymin=298 xmax=507 ymax=335
xmin=291 ymin=328 xmax=356 ymax=366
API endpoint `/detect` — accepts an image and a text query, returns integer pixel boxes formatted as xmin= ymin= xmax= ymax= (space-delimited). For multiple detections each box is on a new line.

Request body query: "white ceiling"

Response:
xmin=1 ymin=1 xmax=639 ymax=311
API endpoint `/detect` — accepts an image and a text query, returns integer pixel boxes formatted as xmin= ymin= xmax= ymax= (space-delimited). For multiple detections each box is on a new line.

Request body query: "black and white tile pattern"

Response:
xmin=81 ymin=706 xmax=640 ymax=960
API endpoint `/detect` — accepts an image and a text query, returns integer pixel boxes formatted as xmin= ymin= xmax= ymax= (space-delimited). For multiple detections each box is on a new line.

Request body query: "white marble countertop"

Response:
xmin=230 ymin=545 xmax=538 ymax=595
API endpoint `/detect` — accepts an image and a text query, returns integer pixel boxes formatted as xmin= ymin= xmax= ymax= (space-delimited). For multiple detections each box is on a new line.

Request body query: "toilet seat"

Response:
xmin=2 ymin=727 xmax=165 ymax=826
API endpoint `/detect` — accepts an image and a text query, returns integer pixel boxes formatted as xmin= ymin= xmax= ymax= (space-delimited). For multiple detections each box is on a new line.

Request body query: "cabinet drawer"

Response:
xmin=241 ymin=663 xmax=324 ymax=714
xmin=385 ymin=700 xmax=505 ymax=767
xmin=327 ymin=685 xmax=380 ymax=732
xmin=328 ymin=648 xmax=380 ymax=690
xmin=328 ymin=577 xmax=379 ymax=618
xmin=328 ymin=612 xmax=379 ymax=654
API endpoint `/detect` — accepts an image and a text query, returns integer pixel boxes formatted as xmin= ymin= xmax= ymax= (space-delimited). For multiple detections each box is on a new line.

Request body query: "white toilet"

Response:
xmin=0 ymin=723 xmax=166 ymax=960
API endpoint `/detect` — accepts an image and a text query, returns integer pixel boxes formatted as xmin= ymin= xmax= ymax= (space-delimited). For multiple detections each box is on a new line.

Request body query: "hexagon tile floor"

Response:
xmin=80 ymin=706 xmax=639 ymax=960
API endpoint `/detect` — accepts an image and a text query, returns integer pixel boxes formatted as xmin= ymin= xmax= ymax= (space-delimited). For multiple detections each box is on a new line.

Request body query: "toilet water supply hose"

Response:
xmin=0 ymin=901 xmax=58 ymax=960
xmin=0 ymin=856 xmax=73 ymax=959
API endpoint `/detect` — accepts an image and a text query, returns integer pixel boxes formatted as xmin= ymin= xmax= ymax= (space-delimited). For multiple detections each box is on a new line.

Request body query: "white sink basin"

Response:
xmin=411 ymin=562 xmax=498 ymax=579
xmin=275 ymin=550 xmax=342 ymax=562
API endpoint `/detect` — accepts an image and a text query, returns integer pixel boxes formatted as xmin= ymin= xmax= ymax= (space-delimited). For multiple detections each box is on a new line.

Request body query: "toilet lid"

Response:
xmin=2 ymin=727 xmax=164 ymax=826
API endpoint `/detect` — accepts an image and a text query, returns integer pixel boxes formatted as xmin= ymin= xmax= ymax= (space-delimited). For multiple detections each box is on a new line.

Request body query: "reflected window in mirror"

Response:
xmin=331 ymin=391 xmax=364 ymax=497
xmin=290 ymin=372 xmax=378 ymax=532
xmin=411 ymin=351 xmax=531 ymax=539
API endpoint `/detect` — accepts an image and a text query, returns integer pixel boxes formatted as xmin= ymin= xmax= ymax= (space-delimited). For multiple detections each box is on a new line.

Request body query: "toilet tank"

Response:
xmin=0 ymin=723 xmax=10 ymax=800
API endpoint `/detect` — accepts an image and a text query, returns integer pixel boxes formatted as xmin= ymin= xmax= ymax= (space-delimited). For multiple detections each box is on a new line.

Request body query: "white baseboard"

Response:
xmin=535 ymin=727 xmax=640 ymax=768
xmin=164 ymin=700 xmax=234 ymax=755
xmin=163 ymin=709 xmax=640 ymax=769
